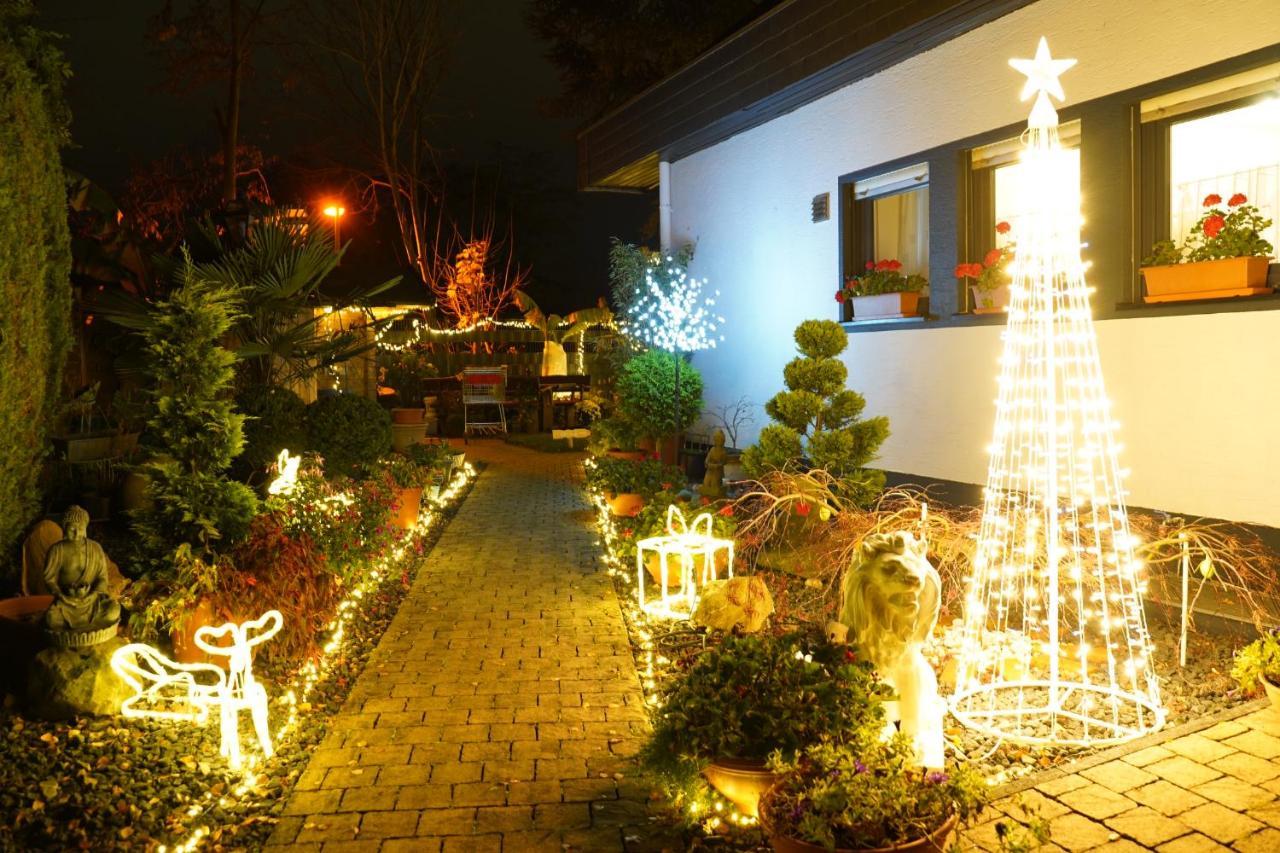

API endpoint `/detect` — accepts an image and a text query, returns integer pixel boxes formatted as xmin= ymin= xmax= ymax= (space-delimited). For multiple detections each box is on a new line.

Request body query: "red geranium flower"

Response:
xmin=795 ymin=501 xmax=811 ymax=517
xmin=1229 ymin=193 xmax=1248 ymax=207
xmin=865 ymin=260 xmax=875 ymax=270
xmin=983 ymin=248 xmax=1003 ymax=267
xmin=953 ymin=264 xmax=968 ymax=279
xmin=835 ymin=291 xmax=846 ymax=303
xmin=1203 ymin=193 xmax=1222 ymax=207
xmin=1203 ymin=214 xmax=1226 ymax=239
xmin=995 ymin=220 xmax=1012 ymax=234
xmin=718 ymin=505 xmax=734 ymax=517
xmin=875 ymin=259 xmax=891 ymax=271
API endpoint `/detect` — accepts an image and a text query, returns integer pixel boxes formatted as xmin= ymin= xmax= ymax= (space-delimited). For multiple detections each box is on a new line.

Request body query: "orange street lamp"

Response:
xmin=322 ymin=204 xmax=346 ymax=252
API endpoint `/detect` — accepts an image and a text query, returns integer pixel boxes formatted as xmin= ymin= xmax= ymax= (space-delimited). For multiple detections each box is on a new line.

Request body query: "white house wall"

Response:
xmin=670 ymin=0 xmax=1280 ymax=527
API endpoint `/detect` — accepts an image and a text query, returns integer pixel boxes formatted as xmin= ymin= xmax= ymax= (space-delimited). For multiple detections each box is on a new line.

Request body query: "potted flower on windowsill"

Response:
xmin=837 ymin=259 xmax=927 ymax=320
xmin=1141 ymin=192 xmax=1274 ymax=303
xmin=640 ymin=627 xmax=889 ymax=818
xmin=1231 ymin=630 xmax=1280 ymax=711
xmin=956 ymin=221 xmax=1015 ymax=314
xmin=759 ymin=734 xmax=996 ymax=853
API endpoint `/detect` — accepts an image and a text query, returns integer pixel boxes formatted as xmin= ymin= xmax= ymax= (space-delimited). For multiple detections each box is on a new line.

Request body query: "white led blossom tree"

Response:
xmin=625 ymin=256 xmax=725 ymax=437
xmin=950 ymin=38 xmax=1164 ymax=745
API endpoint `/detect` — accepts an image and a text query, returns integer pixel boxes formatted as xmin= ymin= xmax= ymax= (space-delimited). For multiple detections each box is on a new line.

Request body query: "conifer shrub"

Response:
xmin=305 ymin=393 xmax=392 ymax=477
xmin=235 ymin=384 xmax=308 ymax=481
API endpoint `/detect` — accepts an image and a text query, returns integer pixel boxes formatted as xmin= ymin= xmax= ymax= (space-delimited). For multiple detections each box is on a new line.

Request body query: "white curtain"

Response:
xmin=873 ymin=187 xmax=930 ymax=279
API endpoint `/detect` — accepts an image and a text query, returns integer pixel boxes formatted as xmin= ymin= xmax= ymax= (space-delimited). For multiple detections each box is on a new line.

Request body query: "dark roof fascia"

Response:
xmin=577 ymin=0 xmax=1037 ymax=189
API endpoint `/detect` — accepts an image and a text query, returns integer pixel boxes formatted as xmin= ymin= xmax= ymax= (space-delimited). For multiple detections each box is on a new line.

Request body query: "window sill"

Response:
xmin=948 ymin=312 xmax=1008 ymax=326
xmin=1113 ymin=290 xmax=1280 ymax=318
xmin=840 ymin=315 xmax=933 ymax=332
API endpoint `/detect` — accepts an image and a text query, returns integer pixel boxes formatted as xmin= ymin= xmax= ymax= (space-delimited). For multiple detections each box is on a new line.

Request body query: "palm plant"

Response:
xmin=514 ymin=291 xmax=614 ymax=376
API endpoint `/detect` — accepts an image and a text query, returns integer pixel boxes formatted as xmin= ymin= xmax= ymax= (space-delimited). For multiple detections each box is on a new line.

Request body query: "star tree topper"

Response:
xmin=1009 ymin=37 xmax=1077 ymax=128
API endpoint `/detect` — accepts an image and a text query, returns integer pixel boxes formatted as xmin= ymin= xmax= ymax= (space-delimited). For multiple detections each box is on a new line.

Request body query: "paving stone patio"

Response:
xmin=266 ymin=440 xmax=1280 ymax=852
xmin=268 ymin=442 xmax=675 ymax=852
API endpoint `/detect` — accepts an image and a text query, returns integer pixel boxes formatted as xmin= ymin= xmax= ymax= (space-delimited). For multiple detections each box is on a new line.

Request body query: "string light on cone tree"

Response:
xmin=950 ymin=37 xmax=1164 ymax=746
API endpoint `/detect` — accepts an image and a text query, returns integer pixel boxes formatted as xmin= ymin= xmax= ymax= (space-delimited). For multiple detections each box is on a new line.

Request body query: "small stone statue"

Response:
xmin=43 ymin=506 xmax=120 ymax=644
xmin=700 ymin=429 xmax=727 ymax=500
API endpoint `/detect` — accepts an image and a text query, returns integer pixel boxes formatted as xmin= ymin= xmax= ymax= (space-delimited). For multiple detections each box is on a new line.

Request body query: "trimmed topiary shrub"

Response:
xmin=235 ymin=385 xmax=308 ymax=481
xmin=742 ymin=319 xmax=888 ymax=504
xmin=616 ymin=350 xmax=703 ymax=441
xmin=0 ymin=3 xmax=72 ymax=564
xmin=305 ymin=393 xmax=392 ymax=477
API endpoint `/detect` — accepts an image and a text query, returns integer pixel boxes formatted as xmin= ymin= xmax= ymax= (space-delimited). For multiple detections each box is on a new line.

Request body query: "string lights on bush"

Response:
xmin=950 ymin=38 xmax=1164 ymax=746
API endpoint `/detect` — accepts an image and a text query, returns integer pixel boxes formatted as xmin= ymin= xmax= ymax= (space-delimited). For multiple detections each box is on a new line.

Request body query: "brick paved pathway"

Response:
xmin=962 ymin=703 xmax=1280 ymax=852
xmin=269 ymin=442 xmax=664 ymax=852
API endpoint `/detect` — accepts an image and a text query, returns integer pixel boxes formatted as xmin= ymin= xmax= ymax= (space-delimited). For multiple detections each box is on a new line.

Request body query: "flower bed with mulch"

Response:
xmin=0 ymin=466 xmax=480 ymax=851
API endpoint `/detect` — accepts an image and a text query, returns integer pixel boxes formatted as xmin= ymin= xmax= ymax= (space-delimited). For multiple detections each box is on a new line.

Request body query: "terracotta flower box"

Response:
xmin=1141 ymin=256 xmax=1272 ymax=303
xmin=850 ymin=291 xmax=922 ymax=320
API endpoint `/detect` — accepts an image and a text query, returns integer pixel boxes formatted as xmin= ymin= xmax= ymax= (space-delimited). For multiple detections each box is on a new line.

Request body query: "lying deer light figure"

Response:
xmin=111 ymin=610 xmax=284 ymax=770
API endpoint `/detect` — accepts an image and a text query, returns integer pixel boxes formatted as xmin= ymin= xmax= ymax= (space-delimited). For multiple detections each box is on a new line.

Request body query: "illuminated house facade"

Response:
xmin=578 ymin=0 xmax=1280 ymax=530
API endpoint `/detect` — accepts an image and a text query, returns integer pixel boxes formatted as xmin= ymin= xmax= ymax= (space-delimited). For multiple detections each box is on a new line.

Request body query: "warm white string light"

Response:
xmin=950 ymin=37 xmax=1164 ymax=746
xmin=636 ymin=505 xmax=735 ymax=620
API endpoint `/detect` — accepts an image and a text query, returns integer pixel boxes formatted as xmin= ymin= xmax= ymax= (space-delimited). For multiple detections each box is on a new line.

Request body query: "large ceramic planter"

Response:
xmin=971 ymin=284 xmax=1010 ymax=314
xmin=760 ymin=786 xmax=958 ymax=853
xmin=171 ymin=598 xmax=217 ymax=665
xmin=703 ymin=758 xmax=778 ymax=818
xmin=1263 ymin=675 xmax=1280 ymax=714
xmin=391 ymin=421 xmax=428 ymax=453
xmin=606 ymin=492 xmax=645 ymax=517
xmin=391 ymin=407 xmax=426 ymax=425
xmin=393 ymin=486 xmax=424 ymax=530
xmin=605 ymin=449 xmax=646 ymax=462
xmin=1141 ymin=256 xmax=1273 ymax=303
xmin=850 ymin=292 xmax=922 ymax=320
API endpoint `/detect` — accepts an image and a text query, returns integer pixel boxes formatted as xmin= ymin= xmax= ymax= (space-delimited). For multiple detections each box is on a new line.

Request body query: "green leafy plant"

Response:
xmin=840 ymin=259 xmax=927 ymax=298
xmin=955 ymin=221 xmax=1015 ymax=307
xmin=380 ymin=348 xmax=438 ymax=408
xmin=379 ymin=454 xmax=431 ymax=490
xmin=585 ymin=456 xmax=684 ymax=498
xmin=640 ymin=627 xmax=890 ymax=788
xmin=614 ymin=492 xmax=736 ymax=561
xmin=514 ymin=291 xmax=615 ymax=374
xmin=587 ymin=415 xmax=642 ymax=454
xmin=305 ymin=393 xmax=392 ymax=477
xmin=404 ymin=441 xmax=454 ymax=473
xmin=235 ymin=384 xmax=308 ymax=482
xmin=762 ymin=733 xmax=988 ymax=851
xmin=1144 ymin=192 xmax=1275 ymax=266
xmin=130 ymin=260 xmax=259 ymax=571
xmin=742 ymin=320 xmax=889 ymax=505
xmin=616 ymin=350 xmax=703 ymax=441
xmin=1231 ymin=630 xmax=1280 ymax=694
xmin=0 ymin=1 xmax=73 ymax=563
xmin=608 ymin=239 xmax=695 ymax=319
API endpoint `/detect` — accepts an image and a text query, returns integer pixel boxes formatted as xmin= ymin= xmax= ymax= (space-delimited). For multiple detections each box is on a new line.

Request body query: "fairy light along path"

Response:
xmin=268 ymin=441 xmax=674 ymax=852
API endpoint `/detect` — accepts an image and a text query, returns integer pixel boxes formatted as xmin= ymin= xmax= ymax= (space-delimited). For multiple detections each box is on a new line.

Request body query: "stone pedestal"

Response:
xmin=25 ymin=637 xmax=130 ymax=720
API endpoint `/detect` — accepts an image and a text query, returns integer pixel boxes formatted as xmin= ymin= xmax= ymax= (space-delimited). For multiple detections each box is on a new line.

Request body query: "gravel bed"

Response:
xmin=0 ymin=469 xmax=480 ymax=851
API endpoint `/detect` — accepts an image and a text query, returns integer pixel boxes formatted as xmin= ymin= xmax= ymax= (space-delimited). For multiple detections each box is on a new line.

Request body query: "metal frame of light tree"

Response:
xmin=949 ymin=38 xmax=1164 ymax=746
xmin=626 ymin=257 xmax=725 ymax=439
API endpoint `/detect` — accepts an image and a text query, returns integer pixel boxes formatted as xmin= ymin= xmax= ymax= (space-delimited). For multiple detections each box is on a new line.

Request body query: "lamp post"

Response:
xmin=323 ymin=204 xmax=346 ymax=255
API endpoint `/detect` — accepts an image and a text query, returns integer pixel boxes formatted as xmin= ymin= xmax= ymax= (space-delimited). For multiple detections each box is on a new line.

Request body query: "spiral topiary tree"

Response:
xmin=0 ymin=3 xmax=72 ymax=564
xmin=742 ymin=319 xmax=888 ymax=504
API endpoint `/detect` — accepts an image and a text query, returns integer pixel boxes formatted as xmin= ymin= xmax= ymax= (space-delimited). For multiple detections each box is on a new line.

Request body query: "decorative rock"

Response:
xmin=692 ymin=576 xmax=774 ymax=633
xmin=25 ymin=636 xmax=131 ymax=719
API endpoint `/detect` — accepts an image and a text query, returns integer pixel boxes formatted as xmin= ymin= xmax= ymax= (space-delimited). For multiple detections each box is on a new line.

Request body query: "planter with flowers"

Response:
xmin=837 ymin=260 xmax=927 ymax=320
xmin=956 ymin=221 xmax=1015 ymax=314
xmin=759 ymin=733 xmax=994 ymax=853
xmin=382 ymin=454 xmax=431 ymax=530
xmin=585 ymin=456 xmax=685 ymax=517
xmin=1141 ymin=192 xmax=1274 ymax=303
xmin=640 ymin=627 xmax=889 ymax=818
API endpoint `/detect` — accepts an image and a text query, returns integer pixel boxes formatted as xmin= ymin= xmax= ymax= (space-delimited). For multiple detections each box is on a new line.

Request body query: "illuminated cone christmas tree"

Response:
xmin=950 ymin=38 xmax=1164 ymax=745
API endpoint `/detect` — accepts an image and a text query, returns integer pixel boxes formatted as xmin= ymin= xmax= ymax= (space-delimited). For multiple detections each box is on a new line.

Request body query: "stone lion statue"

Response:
xmin=840 ymin=531 xmax=944 ymax=767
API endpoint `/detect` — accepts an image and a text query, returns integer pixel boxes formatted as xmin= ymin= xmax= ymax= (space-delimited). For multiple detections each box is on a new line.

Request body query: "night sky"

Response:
xmin=40 ymin=0 xmax=652 ymax=313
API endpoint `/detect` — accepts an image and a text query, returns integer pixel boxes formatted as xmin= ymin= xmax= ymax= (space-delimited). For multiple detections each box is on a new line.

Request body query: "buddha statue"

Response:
xmin=701 ymin=429 xmax=727 ymax=500
xmin=43 ymin=506 xmax=120 ymax=640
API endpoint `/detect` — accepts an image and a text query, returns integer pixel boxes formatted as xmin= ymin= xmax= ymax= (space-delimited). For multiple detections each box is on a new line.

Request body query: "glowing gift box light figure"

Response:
xmin=636 ymin=505 xmax=734 ymax=619
xmin=111 ymin=610 xmax=284 ymax=769
xmin=267 ymin=449 xmax=300 ymax=496
xmin=949 ymin=38 xmax=1164 ymax=745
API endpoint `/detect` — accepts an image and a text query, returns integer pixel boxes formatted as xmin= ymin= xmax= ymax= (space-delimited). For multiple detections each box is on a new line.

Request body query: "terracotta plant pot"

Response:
xmin=606 ymin=492 xmax=645 ymax=517
xmin=391 ymin=407 xmax=426 ymax=425
xmin=850 ymin=291 xmax=922 ymax=320
xmin=171 ymin=598 xmax=217 ymax=665
xmin=1141 ymin=256 xmax=1273 ymax=303
xmin=605 ymin=449 xmax=647 ymax=462
xmin=0 ymin=595 xmax=54 ymax=623
xmin=703 ymin=758 xmax=778 ymax=818
xmin=761 ymin=784 xmax=958 ymax=853
xmin=970 ymin=284 xmax=1010 ymax=314
xmin=1263 ymin=675 xmax=1280 ymax=714
xmin=393 ymin=486 xmax=424 ymax=530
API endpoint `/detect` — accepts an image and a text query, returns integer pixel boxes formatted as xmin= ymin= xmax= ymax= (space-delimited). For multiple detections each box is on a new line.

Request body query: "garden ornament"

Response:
xmin=693 ymin=575 xmax=773 ymax=633
xmin=700 ymin=428 xmax=727 ymax=500
xmin=43 ymin=506 xmax=121 ymax=646
xmin=111 ymin=609 xmax=284 ymax=770
xmin=637 ymin=504 xmax=735 ymax=619
xmin=840 ymin=531 xmax=945 ymax=767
